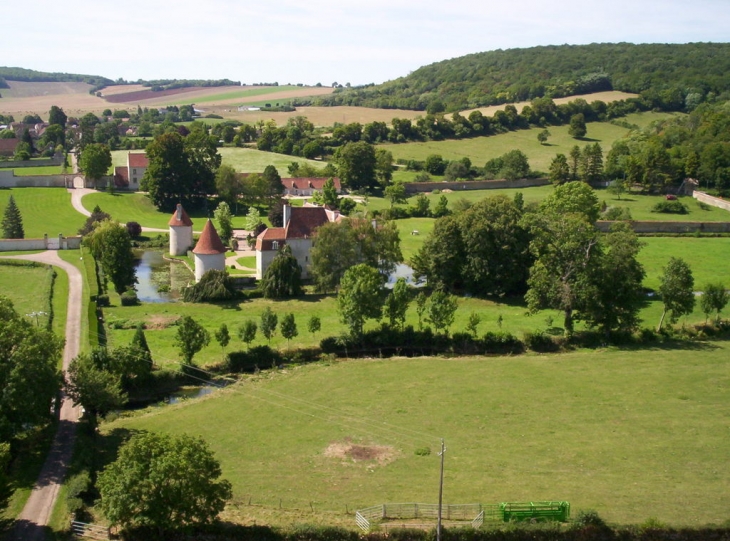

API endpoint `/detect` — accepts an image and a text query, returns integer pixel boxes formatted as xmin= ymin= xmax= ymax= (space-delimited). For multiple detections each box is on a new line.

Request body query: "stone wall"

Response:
xmin=403 ymin=177 xmax=550 ymax=194
xmin=0 ymin=234 xmax=82 ymax=252
xmin=693 ymin=190 xmax=730 ymax=212
xmin=596 ymin=220 xmax=730 ymax=233
xmin=0 ymin=170 xmax=94 ymax=188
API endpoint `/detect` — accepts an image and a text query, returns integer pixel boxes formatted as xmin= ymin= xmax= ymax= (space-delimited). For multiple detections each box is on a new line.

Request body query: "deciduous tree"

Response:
xmin=549 ymin=154 xmax=570 ymax=185
xmin=238 ymin=320 xmax=257 ymax=349
xmin=307 ymin=315 xmax=321 ymax=337
xmin=79 ymin=143 xmax=112 ymax=188
xmin=280 ymin=313 xmax=298 ymax=349
xmin=213 ymin=202 xmax=233 ymax=244
xmin=335 ymin=141 xmax=377 ymax=191
xmin=569 ymin=113 xmax=587 ymax=138
xmin=65 ymin=355 xmax=126 ymax=430
xmin=175 ymin=316 xmax=210 ymax=365
xmin=260 ymin=307 xmax=278 ymax=343
xmin=337 ymin=264 xmax=384 ymax=337
xmin=701 ymin=283 xmax=728 ymax=323
xmin=657 ymin=257 xmax=695 ymax=331
xmin=384 ymin=277 xmax=410 ymax=329
xmin=84 ymin=220 xmax=136 ymax=294
xmin=426 ymin=289 xmax=458 ymax=336
xmin=98 ymin=432 xmax=232 ymax=534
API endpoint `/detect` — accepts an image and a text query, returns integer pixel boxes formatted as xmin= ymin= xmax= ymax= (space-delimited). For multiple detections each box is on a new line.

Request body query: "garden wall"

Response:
xmin=0 ymin=170 xmax=68 ymax=188
xmin=596 ymin=220 xmax=730 ymax=233
xmin=404 ymin=178 xmax=549 ymax=194
xmin=693 ymin=190 xmax=730 ymax=212
xmin=0 ymin=234 xmax=82 ymax=252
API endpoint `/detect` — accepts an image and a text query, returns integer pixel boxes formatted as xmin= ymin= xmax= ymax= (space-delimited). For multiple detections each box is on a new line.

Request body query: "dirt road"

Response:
xmin=1 ymin=251 xmax=83 ymax=541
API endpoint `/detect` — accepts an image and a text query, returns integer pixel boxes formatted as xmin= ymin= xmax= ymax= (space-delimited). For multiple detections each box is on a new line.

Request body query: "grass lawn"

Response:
xmin=12 ymin=165 xmax=65 ymax=176
xmin=0 ymin=262 xmax=54 ymax=329
xmin=0 ymin=188 xmax=85 ymax=238
xmin=236 ymin=255 xmax=256 ymax=268
xmin=81 ymin=192 xmax=256 ymax=231
xmin=218 ymin=147 xmax=323 ymax=174
xmin=379 ymin=112 xmax=680 ymax=175
xmin=102 ymin=340 xmax=730 ymax=528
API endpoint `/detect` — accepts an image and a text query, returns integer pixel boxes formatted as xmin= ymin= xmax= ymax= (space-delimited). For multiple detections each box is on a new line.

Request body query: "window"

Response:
xmin=272 ymin=241 xmax=279 ymax=250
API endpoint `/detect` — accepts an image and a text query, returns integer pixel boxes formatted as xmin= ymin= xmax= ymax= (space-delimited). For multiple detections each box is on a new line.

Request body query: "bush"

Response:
xmin=603 ymin=206 xmax=632 ymax=220
xmin=120 ymin=289 xmax=139 ymax=306
xmin=227 ymin=346 xmax=283 ymax=373
xmin=182 ymin=269 xmax=237 ymax=302
xmin=481 ymin=331 xmax=525 ymax=354
xmin=96 ymin=294 xmax=110 ymax=307
xmin=523 ymin=330 xmax=560 ymax=352
xmin=125 ymin=221 xmax=142 ymax=239
xmin=652 ymin=200 xmax=689 ymax=214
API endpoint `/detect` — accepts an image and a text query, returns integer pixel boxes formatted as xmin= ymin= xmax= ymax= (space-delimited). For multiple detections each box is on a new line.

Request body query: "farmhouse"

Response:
xmin=255 ymin=204 xmax=341 ymax=279
xmin=281 ymin=177 xmax=341 ymax=196
xmin=114 ymin=151 xmax=149 ymax=188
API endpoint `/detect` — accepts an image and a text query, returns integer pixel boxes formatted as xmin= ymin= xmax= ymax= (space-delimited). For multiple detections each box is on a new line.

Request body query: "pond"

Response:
xmin=133 ymin=250 xmax=193 ymax=303
xmin=386 ymin=263 xmax=424 ymax=288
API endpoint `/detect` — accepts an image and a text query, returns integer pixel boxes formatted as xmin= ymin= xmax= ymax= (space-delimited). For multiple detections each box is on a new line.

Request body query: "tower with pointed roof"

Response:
xmin=168 ymin=203 xmax=194 ymax=256
xmin=193 ymin=219 xmax=227 ymax=282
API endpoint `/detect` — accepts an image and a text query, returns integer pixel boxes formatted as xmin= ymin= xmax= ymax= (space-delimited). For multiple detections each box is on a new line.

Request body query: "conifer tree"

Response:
xmin=2 ymin=195 xmax=24 ymax=239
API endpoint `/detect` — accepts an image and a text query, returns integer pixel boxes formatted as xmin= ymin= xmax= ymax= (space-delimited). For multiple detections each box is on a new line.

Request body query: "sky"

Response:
xmin=2 ymin=0 xmax=730 ymax=86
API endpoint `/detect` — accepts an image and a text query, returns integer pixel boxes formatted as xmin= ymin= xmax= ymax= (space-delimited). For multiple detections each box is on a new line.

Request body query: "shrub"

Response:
xmin=603 ymin=206 xmax=632 ymax=220
xmin=125 ymin=221 xmax=142 ymax=239
xmin=227 ymin=346 xmax=283 ymax=373
xmin=523 ymin=330 xmax=560 ymax=352
xmin=182 ymin=269 xmax=237 ymax=302
xmin=96 ymin=294 xmax=110 ymax=307
xmin=481 ymin=331 xmax=525 ymax=354
xmin=652 ymin=200 xmax=689 ymax=214
xmin=120 ymin=289 xmax=139 ymax=306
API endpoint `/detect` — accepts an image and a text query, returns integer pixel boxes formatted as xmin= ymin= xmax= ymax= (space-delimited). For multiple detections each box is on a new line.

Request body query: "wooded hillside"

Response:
xmin=308 ymin=43 xmax=730 ymax=112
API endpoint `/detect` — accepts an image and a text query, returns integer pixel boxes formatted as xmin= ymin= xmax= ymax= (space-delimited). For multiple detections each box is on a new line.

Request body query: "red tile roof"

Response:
xmin=128 ymin=152 xmax=149 ymax=168
xmin=286 ymin=206 xmax=329 ymax=238
xmin=168 ymin=204 xmax=194 ymax=227
xmin=255 ymin=227 xmax=286 ymax=251
xmin=193 ymin=219 xmax=227 ymax=255
xmin=0 ymin=138 xmax=18 ymax=155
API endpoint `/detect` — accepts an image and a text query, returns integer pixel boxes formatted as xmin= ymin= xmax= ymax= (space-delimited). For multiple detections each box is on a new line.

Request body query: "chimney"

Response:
xmin=283 ymin=204 xmax=292 ymax=227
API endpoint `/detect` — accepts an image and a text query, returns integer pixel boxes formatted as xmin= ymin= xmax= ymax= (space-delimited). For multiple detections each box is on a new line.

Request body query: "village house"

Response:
xmin=281 ymin=177 xmax=341 ymax=196
xmin=0 ymin=138 xmax=19 ymax=158
xmin=114 ymin=152 xmax=148 ymax=188
xmin=255 ymin=204 xmax=341 ymax=279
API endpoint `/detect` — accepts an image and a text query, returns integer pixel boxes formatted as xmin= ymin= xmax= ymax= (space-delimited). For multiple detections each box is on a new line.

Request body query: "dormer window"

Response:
xmin=272 ymin=241 xmax=279 ymax=250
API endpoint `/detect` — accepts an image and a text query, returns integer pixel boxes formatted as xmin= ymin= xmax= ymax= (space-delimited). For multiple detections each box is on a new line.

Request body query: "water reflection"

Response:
xmin=133 ymin=250 xmax=192 ymax=303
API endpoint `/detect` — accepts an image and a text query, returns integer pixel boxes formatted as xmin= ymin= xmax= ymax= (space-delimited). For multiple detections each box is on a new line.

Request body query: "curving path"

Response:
xmin=1 ymin=251 xmax=83 ymax=541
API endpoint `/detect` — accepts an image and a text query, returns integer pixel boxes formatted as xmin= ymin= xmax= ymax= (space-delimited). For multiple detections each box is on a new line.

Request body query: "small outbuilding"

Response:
xmin=168 ymin=204 xmax=194 ymax=256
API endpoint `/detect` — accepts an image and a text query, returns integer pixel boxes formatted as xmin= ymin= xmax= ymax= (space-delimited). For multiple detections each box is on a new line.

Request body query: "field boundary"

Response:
xmin=403 ymin=178 xmax=550 ymax=193
xmin=596 ymin=220 xmax=730 ymax=233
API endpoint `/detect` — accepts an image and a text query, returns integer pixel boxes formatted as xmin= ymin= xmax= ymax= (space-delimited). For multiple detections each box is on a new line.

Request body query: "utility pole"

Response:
xmin=437 ymin=438 xmax=445 ymax=541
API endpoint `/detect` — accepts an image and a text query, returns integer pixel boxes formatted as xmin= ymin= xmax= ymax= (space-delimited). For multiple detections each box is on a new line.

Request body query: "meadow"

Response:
xmin=102 ymin=341 xmax=730 ymax=528
xmin=0 ymin=187 xmax=85 ymax=237
xmin=378 ymin=112 xmax=680 ymax=174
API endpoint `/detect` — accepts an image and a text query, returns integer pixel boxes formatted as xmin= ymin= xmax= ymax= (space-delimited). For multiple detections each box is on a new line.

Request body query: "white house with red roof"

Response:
xmin=255 ymin=204 xmax=340 ymax=279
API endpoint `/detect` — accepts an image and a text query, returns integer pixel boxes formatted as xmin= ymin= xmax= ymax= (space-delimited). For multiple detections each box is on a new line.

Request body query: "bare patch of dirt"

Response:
xmin=145 ymin=315 xmax=180 ymax=329
xmin=324 ymin=439 xmax=397 ymax=465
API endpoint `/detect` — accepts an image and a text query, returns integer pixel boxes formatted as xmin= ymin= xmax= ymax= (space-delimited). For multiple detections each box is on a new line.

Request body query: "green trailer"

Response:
xmin=500 ymin=501 xmax=570 ymax=523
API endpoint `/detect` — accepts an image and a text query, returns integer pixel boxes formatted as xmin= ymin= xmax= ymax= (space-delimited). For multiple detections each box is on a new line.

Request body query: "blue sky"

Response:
xmin=3 ymin=0 xmax=729 ymax=86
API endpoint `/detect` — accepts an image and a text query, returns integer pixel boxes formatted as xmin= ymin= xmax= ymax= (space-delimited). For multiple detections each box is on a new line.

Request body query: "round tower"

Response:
xmin=193 ymin=219 xmax=227 ymax=282
xmin=168 ymin=204 xmax=194 ymax=256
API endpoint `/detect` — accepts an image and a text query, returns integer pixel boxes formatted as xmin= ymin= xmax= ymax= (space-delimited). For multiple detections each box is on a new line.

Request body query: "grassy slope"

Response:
xmin=379 ymin=113 xmax=679 ymax=174
xmin=103 ymin=342 xmax=730 ymax=527
xmin=0 ymin=264 xmax=52 ymax=324
xmin=0 ymin=188 xmax=85 ymax=238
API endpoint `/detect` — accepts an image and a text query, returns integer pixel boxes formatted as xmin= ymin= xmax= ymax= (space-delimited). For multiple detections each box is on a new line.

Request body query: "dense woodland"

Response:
xmin=303 ymin=43 xmax=730 ymax=112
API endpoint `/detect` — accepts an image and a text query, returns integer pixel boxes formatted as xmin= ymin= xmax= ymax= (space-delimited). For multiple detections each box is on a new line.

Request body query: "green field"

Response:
xmin=103 ymin=341 xmax=730 ymax=527
xmin=0 ymin=187 xmax=85 ymax=237
xmin=169 ymin=85 xmax=302 ymax=106
xmin=379 ymin=112 xmax=681 ymax=175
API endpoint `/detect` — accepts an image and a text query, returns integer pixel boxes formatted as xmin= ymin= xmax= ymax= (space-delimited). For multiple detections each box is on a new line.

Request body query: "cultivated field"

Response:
xmin=102 ymin=342 xmax=730 ymax=527
xmin=0 ymin=81 xmax=107 ymax=117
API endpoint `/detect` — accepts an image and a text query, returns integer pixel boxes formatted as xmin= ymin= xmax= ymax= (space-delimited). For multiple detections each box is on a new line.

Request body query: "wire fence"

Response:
xmin=355 ymin=503 xmax=498 ymax=532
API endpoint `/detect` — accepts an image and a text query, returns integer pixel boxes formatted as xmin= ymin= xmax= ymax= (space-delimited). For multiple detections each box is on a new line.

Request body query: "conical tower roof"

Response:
xmin=168 ymin=203 xmax=194 ymax=227
xmin=193 ymin=219 xmax=227 ymax=255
